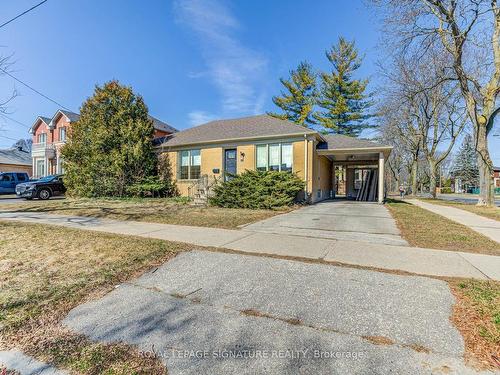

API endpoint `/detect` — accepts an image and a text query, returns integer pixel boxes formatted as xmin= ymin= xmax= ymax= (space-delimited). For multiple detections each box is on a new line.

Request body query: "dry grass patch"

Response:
xmin=0 ymin=197 xmax=286 ymax=229
xmin=386 ymin=199 xmax=500 ymax=255
xmin=448 ymin=279 xmax=500 ymax=370
xmin=422 ymin=198 xmax=500 ymax=222
xmin=0 ymin=220 xmax=195 ymax=374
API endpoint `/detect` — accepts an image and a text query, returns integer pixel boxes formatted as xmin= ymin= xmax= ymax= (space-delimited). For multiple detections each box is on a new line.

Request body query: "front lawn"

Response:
xmin=423 ymin=198 xmax=500 ymax=222
xmin=386 ymin=199 xmax=500 ymax=255
xmin=0 ymin=197 xmax=288 ymax=229
xmin=0 ymin=220 xmax=195 ymax=374
xmin=449 ymin=279 xmax=500 ymax=369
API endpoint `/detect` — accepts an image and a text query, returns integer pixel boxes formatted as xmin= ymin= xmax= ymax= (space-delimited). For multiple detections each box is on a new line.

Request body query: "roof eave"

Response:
xmin=157 ymin=131 xmax=318 ymax=150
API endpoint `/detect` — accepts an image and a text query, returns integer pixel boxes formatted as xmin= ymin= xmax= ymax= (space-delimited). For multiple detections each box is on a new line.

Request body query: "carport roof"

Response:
xmin=317 ymin=134 xmax=391 ymax=150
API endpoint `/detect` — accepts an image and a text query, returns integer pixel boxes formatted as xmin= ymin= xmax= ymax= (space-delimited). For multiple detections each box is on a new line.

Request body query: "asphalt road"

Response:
xmin=0 ymin=194 xmax=65 ymax=205
xmin=64 ymin=251 xmax=479 ymax=374
xmin=438 ymin=193 xmax=500 ymax=206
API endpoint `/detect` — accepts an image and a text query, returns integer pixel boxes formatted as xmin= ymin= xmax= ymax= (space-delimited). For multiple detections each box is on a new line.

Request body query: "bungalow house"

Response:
xmin=30 ymin=109 xmax=177 ymax=178
xmin=0 ymin=145 xmax=32 ymax=175
xmin=158 ymin=115 xmax=392 ymax=203
xmin=494 ymin=166 xmax=500 ymax=190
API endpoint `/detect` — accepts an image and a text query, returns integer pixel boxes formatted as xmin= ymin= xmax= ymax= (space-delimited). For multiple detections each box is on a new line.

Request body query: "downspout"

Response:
xmin=304 ymin=134 xmax=308 ymax=200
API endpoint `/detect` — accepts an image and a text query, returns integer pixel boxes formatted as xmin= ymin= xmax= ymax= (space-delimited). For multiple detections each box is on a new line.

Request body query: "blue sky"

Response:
xmin=1 ymin=0 xmax=499 ymax=165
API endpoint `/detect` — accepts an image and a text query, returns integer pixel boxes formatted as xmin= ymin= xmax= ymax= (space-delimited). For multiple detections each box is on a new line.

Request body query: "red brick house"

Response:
xmin=494 ymin=166 xmax=500 ymax=189
xmin=30 ymin=109 xmax=177 ymax=178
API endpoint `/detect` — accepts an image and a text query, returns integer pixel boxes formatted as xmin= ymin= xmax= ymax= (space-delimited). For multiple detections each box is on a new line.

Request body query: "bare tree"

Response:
xmin=0 ymin=54 xmax=18 ymax=116
xmin=371 ymin=0 xmax=500 ymax=206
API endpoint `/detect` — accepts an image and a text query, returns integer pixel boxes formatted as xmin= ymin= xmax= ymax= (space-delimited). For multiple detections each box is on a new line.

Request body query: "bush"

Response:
xmin=210 ymin=170 xmax=304 ymax=209
xmin=440 ymin=187 xmax=453 ymax=194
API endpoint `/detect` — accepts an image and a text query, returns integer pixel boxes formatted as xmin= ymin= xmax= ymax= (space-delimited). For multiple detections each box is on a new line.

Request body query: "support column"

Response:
xmin=378 ymin=152 xmax=385 ymax=203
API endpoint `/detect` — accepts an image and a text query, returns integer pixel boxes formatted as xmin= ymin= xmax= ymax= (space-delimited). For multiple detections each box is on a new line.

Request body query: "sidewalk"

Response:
xmin=409 ymin=199 xmax=500 ymax=243
xmin=0 ymin=210 xmax=499 ymax=280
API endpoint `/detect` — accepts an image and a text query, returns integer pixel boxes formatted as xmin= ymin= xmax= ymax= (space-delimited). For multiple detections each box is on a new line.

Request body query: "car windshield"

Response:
xmin=38 ymin=175 xmax=56 ymax=182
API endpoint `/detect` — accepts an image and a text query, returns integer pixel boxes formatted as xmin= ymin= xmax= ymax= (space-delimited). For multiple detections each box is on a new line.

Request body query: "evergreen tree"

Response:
xmin=268 ymin=61 xmax=318 ymax=127
xmin=451 ymin=134 xmax=480 ymax=189
xmin=314 ymin=37 xmax=374 ymax=136
xmin=62 ymin=80 xmax=157 ymax=197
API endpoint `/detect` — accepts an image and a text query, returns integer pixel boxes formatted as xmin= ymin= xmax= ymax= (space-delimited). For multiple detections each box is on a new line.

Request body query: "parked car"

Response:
xmin=0 ymin=172 xmax=30 ymax=194
xmin=16 ymin=174 xmax=66 ymax=200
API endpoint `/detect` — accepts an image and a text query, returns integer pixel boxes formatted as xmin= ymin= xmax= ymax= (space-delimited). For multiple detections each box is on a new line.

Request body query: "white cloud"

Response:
xmin=174 ymin=0 xmax=268 ymax=116
xmin=188 ymin=110 xmax=217 ymax=126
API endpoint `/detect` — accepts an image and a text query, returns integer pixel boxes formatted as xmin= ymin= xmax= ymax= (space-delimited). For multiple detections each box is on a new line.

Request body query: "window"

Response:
xmin=38 ymin=133 xmax=47 ymax=144
xmin=16 ymin=173 xmax=27 ymax=181
xmin=256 ymin=145 xmax=268 ymax=171
xmin=255 ymin=143 xmax=293 ymax=172
xmin=59 ymin=127 xmax=66 ymax=141
xmin=1 ymin=174 xmax=11 ymax=182
xmin=179 ymin=149 xmax=201 ymax=180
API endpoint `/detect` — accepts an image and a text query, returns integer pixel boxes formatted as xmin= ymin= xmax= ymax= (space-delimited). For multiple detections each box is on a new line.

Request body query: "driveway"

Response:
xmin=244 ymin=200 xmax=408 ymax=246
xmin=63 ymin=250 xmax=478 ymax=374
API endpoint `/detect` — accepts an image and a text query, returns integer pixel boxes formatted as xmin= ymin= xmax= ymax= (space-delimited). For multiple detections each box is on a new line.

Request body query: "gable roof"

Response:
xmin=317 ymin=134 xmax=391 ymax=150
xmin=30 ymin=109 xmax=177 ymax=135
xmin=160 ymin=114 xmax=316 ymax=148
xmin=150 ymin=115 xmax=178 ymax=133
xmin=0 ymin=147 xmax=32 ymax=166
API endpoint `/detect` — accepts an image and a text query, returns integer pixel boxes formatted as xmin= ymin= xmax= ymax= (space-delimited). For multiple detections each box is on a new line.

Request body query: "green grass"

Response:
xmin=0 ymin=197 xmax=286 ymax=229
xmin=0 ymin=220 xmax=195 ymax=374
xmin=386 ymin=199 xmax=500 ymax=255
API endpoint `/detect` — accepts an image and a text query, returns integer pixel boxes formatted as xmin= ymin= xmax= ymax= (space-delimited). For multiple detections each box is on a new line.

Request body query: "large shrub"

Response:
xmin=62 ymin=80 xmax=157 ymax=197
xmin=210 ymin=170 xmax=304 ymax=209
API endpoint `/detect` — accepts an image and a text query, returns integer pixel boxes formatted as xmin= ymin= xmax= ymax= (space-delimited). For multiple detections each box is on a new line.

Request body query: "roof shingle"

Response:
xmin=317 ymin=134 xmax=390 ymax=150
xmin=160 ymin=114 xmax=316 ymax=147
xmin=0 ymin=147 xmax=32 ymax=167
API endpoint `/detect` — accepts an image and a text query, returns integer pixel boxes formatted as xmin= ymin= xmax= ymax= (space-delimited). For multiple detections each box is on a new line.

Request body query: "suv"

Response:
xmin=0 ymin=172 xmax=30 ymax=194
xmin=16 ymin=174 xmax=66 ymax=200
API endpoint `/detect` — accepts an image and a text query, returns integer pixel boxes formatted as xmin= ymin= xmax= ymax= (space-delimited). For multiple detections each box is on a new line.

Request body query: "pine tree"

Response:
xmin=451 ymin=134 xmax=480 ymax=189
xmin=61 ymin=80 xmax=157 ymax=197
xmin=314 ymin=37 xmax=374 ymax=136
xmin=268 ymin=61 xmax=318 ymax=127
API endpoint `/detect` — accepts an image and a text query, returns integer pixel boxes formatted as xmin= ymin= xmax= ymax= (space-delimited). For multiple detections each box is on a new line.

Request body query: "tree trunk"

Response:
xmin=476 ymin=126 xmax=495 ymax=206
xmin=428 ymin=158 xmax=437 ymax=198
xmin=411 ymin=161 xmax=418 ymax=196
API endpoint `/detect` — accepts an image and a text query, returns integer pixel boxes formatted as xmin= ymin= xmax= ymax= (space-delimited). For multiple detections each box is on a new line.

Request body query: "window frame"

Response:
xmin=178 ymin=149 xmax=201 ymax=180
xmin=255 ymin=142 xmax=293 ymax=172
xmin=59 ymin=127 xmax=66 ymax=142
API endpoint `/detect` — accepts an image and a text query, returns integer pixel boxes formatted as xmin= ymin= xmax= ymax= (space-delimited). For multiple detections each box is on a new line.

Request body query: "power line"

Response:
xmin=0 ymin=0 xmax=48 ymax=30
xmin=0 ymin=134 xmax=21 ymax=142
xmin=0 ymin=113 xmax=30 ymax=129
xmin=0 ymin=67 xmax=72 ymax=111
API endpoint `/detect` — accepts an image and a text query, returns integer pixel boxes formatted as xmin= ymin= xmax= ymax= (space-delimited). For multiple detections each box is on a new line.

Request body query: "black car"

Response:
xmin=16 ymin=174 xmax=66 ymax=200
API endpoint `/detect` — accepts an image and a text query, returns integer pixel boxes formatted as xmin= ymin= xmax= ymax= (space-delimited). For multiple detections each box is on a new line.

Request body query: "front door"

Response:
xmin=224 ymin=149 xmax=237 ymax=181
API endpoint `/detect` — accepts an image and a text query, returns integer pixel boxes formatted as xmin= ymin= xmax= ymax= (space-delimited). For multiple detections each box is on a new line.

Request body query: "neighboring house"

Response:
xmin=158 ymin=114 xmax=392 ymax=203
xmin=0 ymin=146 xmax=32 ymax=175
xmin=30 ymin=109 xmax=177 ymax=178
xmin=494 ymin=166 xmax=500 ymax=189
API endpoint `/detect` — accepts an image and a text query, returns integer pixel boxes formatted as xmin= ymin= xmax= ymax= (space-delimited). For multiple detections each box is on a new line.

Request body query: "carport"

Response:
xmin=316 ymin=135 xmax=392 ymax=203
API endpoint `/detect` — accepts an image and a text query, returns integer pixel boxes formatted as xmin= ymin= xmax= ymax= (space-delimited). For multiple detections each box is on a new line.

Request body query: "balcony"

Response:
xmin=32 ymin=143 xmax=56 ymax=159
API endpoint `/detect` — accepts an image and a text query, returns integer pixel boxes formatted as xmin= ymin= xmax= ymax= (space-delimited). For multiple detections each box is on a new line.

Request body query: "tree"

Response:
xmin=314 ymin=37 xmax=374 ymax=136
xmin=268 ymin=62 xmax=318 ymax=127
xmin=451 ymin=135 xmax=480 ymax=190
xmin=371 ymin=0 xmax=500 ymax=205
xmin=62 ymin=80 xmax=157 ymax=197
xmin=0 ymin=54 xmax=18 ymax=119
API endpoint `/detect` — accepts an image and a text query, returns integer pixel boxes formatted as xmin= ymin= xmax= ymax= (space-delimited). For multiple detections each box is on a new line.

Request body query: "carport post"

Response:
xmin=378 ymin=152 xmax=384 ymax=203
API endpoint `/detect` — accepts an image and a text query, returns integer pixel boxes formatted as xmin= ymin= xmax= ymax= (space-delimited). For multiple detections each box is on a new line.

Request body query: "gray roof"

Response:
xmin=150 ymin=115 xmax=178 ymax=133
xmin=317 ymin=134 xmax=390 ymax=150
xmin=161 ymin=114 xmax=316 ymax=147
xmin=40 ymin=116 xmax=51 ymax=124
xmin=59 ymin=110 xmax=80 ymax=122
xmin=0 ymin=147 xmax=32 ymax=166
xmin=33 ymin=110 xmax=177 ymax=134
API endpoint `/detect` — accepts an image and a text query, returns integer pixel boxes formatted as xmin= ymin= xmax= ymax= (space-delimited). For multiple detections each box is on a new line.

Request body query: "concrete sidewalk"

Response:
xmin=409 ymin=199 xmax=500 ymax=243
xmin=1 ymin=210 xmax=499 ymax=280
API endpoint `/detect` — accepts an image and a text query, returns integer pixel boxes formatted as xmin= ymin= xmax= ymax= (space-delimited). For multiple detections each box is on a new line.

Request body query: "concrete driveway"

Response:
xmin=63 ymin=251 xmax=480 ymax=374
xmin=244 ymin=200 xmax=408 ymax=246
